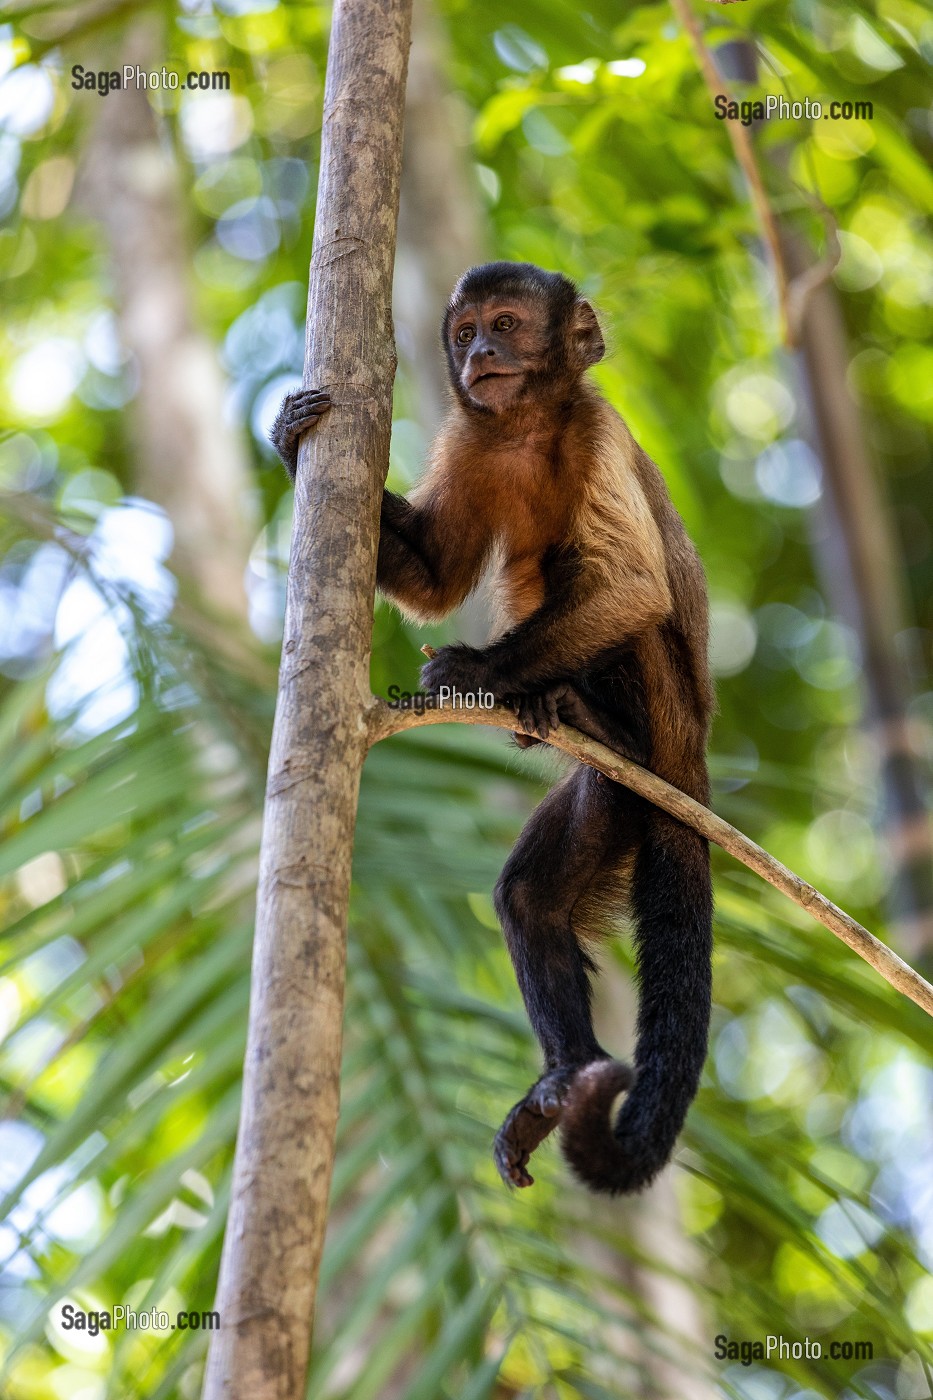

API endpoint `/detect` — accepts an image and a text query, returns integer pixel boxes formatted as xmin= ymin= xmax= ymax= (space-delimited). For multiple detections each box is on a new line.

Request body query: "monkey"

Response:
xmin=271 ymin=261 xmax=714 ymax=1195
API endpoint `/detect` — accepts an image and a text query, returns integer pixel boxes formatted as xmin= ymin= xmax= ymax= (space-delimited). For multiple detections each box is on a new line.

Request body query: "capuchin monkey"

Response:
xmin=271 ymin=261 xmax=714 ymax=1195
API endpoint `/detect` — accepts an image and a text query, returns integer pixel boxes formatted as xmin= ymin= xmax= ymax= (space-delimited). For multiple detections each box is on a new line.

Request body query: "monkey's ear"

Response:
xmin=571 ymin=299 xmax=605 ymax=367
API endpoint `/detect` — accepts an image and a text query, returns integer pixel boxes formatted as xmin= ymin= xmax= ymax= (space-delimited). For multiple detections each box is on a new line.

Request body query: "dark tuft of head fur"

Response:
xmin=442 ymin=261 xmax=578 ymax=345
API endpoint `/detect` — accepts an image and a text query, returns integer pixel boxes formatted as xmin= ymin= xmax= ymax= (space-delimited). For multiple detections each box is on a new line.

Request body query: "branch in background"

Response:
xmin=673 ymin=17 xmax=931 ymax=951
xmin=367 ymin=694 xmax=933 ymax=1021
xmin=788 ymin=232 xmax=933 ymax=955
xmin=668 ymin=0 xmax=790 ymax=341
xmin=786 ymin=199 xmax=841 ymax=337
xmin=12 ymin=0 xmax=142 ymax=62
xmin=668 ymin=0 xmax=839 ymax=346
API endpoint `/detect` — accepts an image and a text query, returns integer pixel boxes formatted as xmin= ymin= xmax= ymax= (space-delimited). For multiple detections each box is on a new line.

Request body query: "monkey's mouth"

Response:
xmin=469 ymin=371 xmax=518 ymax=388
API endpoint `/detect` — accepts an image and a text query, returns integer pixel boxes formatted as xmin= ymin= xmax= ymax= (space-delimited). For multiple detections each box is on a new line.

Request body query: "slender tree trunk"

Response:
xmin=394 ymin=0 xmax=489 ymax=640
xmin=707 ymin=32 xmax=933 ymax=957
xmin=791 ymin=262 xmax=933 ymax=957
xmin=79 ymin=19 xmax=258 ymax=620
xmin=587 ymin=967 xmax=716 ymax=1400
xmin=394 ymin=0 xmax=486 ymax=432
xmin=202 ymin=2 xmax=412 ymax=1396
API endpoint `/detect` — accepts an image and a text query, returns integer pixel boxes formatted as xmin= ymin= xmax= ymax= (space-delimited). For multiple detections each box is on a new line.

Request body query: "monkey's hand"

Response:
xmin=493 ymin=1068 xmax=575 ymax=1189
xmin=420 ymin=644 xmax=495 ymax=701
xmin=270 ymin=388 xmax=332 ymax=479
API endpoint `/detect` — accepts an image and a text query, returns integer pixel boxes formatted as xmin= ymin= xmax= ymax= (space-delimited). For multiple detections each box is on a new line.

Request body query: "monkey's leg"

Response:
xmin=492 ymin=767 xmax=639 ymax=1187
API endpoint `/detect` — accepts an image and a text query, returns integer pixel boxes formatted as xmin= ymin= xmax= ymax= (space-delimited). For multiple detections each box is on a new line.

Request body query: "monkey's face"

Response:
xmin=446 ymin=299 xmax=549 ymax=413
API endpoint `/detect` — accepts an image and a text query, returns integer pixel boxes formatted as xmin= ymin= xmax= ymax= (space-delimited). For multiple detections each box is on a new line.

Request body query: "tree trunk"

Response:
xmin=587 ymin=966 xmax=716 ymax=1400
xmin=791 ymin=260 xmax=933 ymax=958
xmin=707 ymin=33 xmax=933 ymax=958
xmin=78 ymin=18 xmax=259 ymax=621
xmin=394 ymin=0 xmax=487 ymax=432
xmin=202 ymin=2 xmax=412 ymax=1396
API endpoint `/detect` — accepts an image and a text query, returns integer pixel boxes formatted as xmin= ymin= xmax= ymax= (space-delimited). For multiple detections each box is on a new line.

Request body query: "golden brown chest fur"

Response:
xmin=439 ymin=410 xmax=593 ymax=631
xmin=413 ymin=411 xmax=578 ymax=631
xmin=477 ymin=439 xmax=574 ymax=629
xmin=413 ymin=392 xmax=679 ymax=647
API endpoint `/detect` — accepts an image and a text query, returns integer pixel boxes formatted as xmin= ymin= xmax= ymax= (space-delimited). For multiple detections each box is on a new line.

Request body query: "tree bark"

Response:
xmin=202 ymin=2 xmax=412 ymax=1396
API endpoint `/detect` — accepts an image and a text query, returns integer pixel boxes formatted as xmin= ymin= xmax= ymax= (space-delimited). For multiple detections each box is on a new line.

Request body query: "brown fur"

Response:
xmin=383 ymin=380 xmax=712 ymax=797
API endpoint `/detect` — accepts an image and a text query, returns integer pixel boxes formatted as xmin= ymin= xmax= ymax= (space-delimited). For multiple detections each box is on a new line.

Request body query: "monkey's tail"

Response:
xmin=560 ymin=812 xmax=713 ymax=1194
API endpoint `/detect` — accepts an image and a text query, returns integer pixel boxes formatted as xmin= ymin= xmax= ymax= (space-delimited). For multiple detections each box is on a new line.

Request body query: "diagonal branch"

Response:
xmin=367 ymin=695 xmax=933 ymax=1021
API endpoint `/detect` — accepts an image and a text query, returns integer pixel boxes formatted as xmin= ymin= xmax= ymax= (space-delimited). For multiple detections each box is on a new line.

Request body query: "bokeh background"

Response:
xmin=0 ymin=0 xmax=932 ymax=1397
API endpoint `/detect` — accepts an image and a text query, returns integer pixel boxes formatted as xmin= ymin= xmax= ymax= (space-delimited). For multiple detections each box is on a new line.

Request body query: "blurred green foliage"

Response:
xmin=0 ymin=0 xmax=931 ymax=1397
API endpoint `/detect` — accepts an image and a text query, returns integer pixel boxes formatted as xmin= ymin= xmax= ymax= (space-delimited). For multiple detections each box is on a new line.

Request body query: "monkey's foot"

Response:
xmin=269 ymin=388 xmax=332 ymax=475
xmin=506 ymin=689 xmax=563 ymax=742
xmin=493 ymin=1069 xmax=574 ymax=1189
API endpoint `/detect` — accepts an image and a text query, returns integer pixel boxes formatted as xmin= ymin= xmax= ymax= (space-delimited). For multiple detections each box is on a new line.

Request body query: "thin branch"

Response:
xmin=668 ymin=0 xmax=839 ymax=347
xmin=785 ymin=199 xmax=842 ymax=340
xmin=668 ymin=0 xmax=791 ymax=343
xmin=367 ymin=696 xmax=933 ymax=1021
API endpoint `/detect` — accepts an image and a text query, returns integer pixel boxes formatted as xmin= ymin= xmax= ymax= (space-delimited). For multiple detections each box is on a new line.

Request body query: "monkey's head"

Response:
xmin=442 ymin=262 xmax=605 ymax=417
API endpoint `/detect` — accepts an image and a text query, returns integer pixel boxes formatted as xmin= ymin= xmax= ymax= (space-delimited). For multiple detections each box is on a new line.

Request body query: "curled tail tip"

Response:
xmin=560 ymin=1058 xmax=682 ymax=1196
xmin=559 ymin=1059 xmax=642 ymax=1196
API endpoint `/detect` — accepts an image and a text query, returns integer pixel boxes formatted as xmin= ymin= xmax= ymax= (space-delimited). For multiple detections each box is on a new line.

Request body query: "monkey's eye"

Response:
xmin=456 ymin=326 xmax=476 ymax=346
xmin=493 ymin=314 xmax=516 ymax=332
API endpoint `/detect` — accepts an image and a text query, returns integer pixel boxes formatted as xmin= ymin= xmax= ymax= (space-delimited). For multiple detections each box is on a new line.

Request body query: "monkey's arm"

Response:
xmin=378 ymin=488 xmax=491 ymax=621
xmin=422 ymin=563 xmax=670 ymax=698
xmin=272 ymin=390 xmax=490 ymax=617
